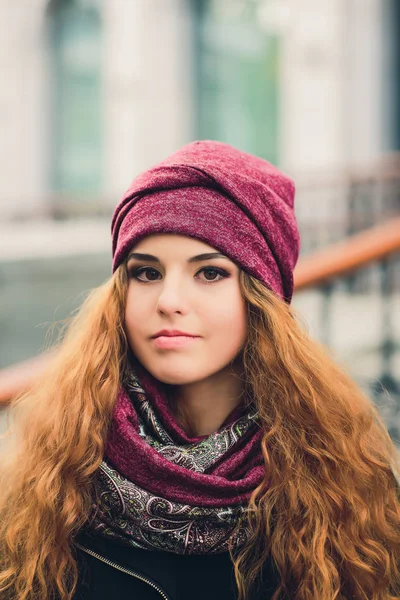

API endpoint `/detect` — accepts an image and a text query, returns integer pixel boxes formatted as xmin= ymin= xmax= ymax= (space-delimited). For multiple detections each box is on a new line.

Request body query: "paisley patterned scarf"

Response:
xmin=88 ymin=358 xmax=265 ymax=555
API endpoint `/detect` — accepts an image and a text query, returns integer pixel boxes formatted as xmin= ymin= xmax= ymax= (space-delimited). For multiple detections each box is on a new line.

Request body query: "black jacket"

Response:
xmin=72 ymin=530 xmax=281 ymax=600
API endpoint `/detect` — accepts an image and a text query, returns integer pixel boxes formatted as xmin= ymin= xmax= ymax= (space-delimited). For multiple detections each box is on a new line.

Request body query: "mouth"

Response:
xmin=152 ymin=335 xmax=200 ymax=350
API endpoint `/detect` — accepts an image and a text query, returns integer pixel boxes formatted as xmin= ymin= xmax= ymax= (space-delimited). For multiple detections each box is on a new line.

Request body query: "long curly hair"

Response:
xmin=0 ymin=263 xmax=399 ymax=600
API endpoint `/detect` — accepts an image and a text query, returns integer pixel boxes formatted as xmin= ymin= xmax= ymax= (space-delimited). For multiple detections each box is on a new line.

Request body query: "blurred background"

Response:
xmin=0 ymin=0 xmax=399 ymax=443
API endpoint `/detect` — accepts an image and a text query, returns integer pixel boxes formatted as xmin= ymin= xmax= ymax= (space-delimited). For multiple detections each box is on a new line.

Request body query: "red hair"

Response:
xmin=0 ymin=265 xmax=399 ymax=599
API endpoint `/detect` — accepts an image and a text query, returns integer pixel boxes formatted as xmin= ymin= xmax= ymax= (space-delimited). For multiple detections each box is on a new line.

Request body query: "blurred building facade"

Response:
xmin=0 ymin=0 xmax=399 ymax=222
xmin=0 ymin=0 xmax=194 ymax=220
xmin=0 ymin=0 xmax=399 ymax=388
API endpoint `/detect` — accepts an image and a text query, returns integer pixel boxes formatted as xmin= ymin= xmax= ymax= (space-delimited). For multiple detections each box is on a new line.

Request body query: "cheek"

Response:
xmin=207 ymin=295 xmax=248 ymax=346
xmin=124 ymin=292 xmax=145 ymax=342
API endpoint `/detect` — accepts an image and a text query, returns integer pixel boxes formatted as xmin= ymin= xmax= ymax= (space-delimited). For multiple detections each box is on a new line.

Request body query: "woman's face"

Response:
xmin=124 ymin=234 xmax=248 ymax=385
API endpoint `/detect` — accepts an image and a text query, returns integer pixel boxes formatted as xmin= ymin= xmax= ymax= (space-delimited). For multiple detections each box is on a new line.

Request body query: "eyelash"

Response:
xmin=128 ymin=266 xmax=230 ymax=285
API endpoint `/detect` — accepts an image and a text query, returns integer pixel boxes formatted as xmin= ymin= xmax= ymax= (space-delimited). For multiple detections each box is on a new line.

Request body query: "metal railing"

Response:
xmin=295 ymin=152 xmax=400 ymax=257
xmin=295 ymin=218 xmax=400 ymax=444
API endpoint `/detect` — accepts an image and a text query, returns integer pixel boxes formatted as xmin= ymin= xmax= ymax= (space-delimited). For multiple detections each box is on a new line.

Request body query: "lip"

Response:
xmin=152 ymin=335 xmax=200 ymax=350
xmin=151 ymin=329 xmax=197 ymax=338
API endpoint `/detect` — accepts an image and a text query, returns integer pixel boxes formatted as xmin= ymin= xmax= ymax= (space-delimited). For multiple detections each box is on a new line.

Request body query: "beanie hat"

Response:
xmin=111 ymin=140 xmax=300 ymax=303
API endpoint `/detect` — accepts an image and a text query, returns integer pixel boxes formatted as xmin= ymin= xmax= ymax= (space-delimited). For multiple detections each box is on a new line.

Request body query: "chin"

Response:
xmin=146 ymin=364 xmax=206 ymax=386
xmin=152 ymin=371 xmax=198 ymax=386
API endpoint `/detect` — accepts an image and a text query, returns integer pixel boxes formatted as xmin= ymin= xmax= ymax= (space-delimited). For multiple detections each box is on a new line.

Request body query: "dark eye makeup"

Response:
xmin=127 ymin=265 xmax=231 ymax=284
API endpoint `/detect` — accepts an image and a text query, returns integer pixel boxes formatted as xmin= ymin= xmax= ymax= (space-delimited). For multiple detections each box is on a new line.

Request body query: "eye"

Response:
xmin=128 ymin=266 xmax=230 ymax=284
xmin=129 ymin=267 xmax=160 ymax=282
xmin=198 ymin=267 xmax=229 ymax=283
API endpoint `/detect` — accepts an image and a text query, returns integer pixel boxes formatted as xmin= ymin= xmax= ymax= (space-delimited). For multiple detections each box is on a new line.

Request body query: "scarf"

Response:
xmin=87 ymin=358 xmax=265 ymax=555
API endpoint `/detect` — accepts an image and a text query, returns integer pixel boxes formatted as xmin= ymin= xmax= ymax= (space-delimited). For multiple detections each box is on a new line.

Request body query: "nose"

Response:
xmin=156 ymin=276 xmax=190 ymax=315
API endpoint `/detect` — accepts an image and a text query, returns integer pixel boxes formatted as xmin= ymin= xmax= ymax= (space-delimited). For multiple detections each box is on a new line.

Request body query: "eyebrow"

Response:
xmin=126 ymin=252 xmax=230 ymax=264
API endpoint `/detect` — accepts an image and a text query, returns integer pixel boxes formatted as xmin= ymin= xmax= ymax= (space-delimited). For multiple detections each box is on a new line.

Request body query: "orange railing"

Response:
xmin=294 ymin=216 xmax=400 ymax=290
xmin=1 ymin=216 xmax=400 ymax=406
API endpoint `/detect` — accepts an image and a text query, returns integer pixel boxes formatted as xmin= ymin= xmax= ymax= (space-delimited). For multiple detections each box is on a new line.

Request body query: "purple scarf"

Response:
xmin=88 ymin=358 xmax=265 ymax=554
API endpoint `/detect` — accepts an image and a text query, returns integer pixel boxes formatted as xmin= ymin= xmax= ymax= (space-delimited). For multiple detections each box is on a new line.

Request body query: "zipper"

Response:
xmin=75 ymin=542 xmax=172 ymax=600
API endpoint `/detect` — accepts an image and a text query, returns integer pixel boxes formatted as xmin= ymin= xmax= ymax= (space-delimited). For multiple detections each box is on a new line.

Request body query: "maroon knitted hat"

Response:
xmin=111 ymin=140 xmax=300 ymax=302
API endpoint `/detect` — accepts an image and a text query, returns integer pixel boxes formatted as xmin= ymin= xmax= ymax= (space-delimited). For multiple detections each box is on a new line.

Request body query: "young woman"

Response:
xmin=0 ymin=141 xmax=399 ymax=600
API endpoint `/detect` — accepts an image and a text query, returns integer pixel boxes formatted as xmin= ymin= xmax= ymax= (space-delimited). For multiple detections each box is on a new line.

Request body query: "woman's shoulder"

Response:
xmin=73 ymin=530 xmax=280 ymax=600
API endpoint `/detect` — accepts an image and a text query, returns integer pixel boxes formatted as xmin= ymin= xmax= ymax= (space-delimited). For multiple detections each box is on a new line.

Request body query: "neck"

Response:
xmin=169 ymin=360 xmax=246 ymax=437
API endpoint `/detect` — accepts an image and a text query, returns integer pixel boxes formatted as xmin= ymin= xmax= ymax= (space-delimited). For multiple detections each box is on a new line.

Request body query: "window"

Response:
xmin=193 ymin=0 xmax=280 ymax=164
xmin=47 ymin=0 xmax=103 ymax=196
